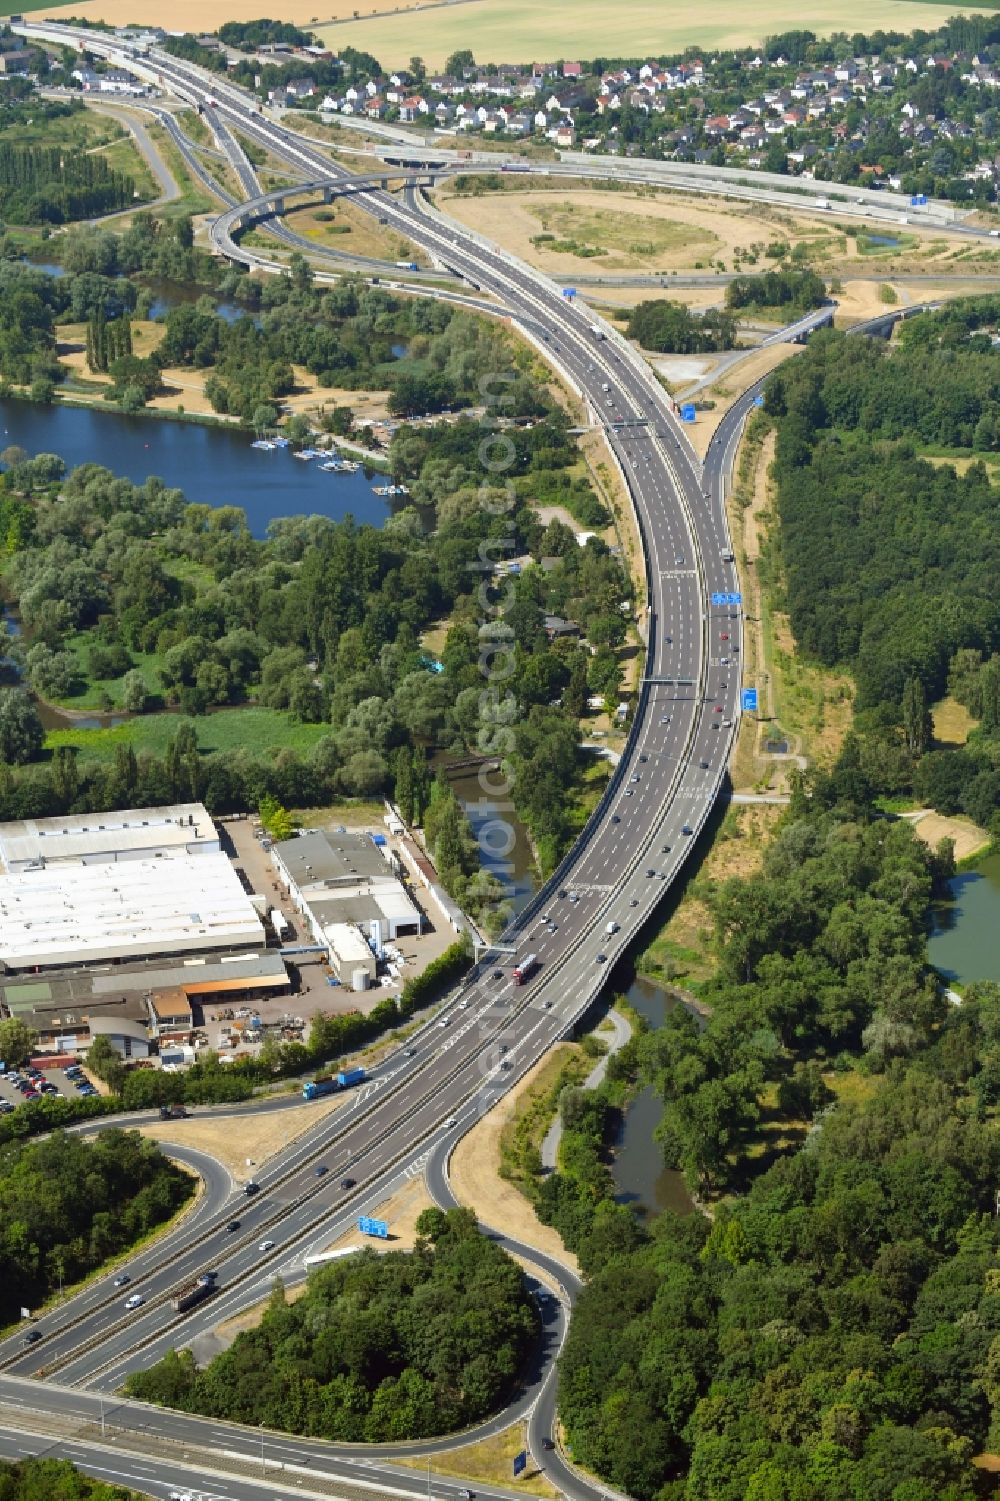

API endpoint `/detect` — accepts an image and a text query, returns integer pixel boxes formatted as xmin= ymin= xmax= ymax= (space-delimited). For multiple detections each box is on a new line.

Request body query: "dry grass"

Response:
xmin=686 ymin=343 xmax=800 ymax=459
xmin=137 ymin=1092 xmax=348 ymax=1182
xmin=396 ymin=1423 xmax=558 ymax=1497
xmin=281 ymin=194 xmax=426 ymax=265
xmin=932 ymin=695 xmax=978 ymax=748
xmin=726 ymin=423 xmax=854 ymax=790
xmin=449 ymin=1048 xmax=581 ymax=1277
xmin=641 ymin=803 xmax=783 ymax=986
xmin=324 ymin=1173 xmax=434 ymax=1253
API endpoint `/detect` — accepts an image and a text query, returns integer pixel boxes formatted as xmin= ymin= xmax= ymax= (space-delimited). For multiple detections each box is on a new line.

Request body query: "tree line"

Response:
xmin=125 ymin=1207 xmax=537 ymax=1440
xmin=0 ymin=143 xmax=135 ymax=225
xmin=762 ymin=315 xmax=1000 ymax=828
xmin=0 ymin=1128 xmax=193 ymax=1324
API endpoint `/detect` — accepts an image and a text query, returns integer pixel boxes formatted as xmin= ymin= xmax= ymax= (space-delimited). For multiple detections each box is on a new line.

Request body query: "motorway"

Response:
xmin=6 ymin=19 xmax=868 ymax=1499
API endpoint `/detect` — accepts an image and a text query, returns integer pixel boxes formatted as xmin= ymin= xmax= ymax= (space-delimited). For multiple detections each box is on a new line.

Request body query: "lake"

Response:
xmin=609 ymin=975 xmax=695 ymax=1219
xmin=0 ymin=397 xmax=395 ymax=539
xmin=929 ymin=852 xmax=1000 ymax=986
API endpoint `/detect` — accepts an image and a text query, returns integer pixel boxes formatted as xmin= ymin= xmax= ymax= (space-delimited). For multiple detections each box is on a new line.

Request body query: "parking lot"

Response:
xmin=0 ymin=1062 xmax=96 ymax=1116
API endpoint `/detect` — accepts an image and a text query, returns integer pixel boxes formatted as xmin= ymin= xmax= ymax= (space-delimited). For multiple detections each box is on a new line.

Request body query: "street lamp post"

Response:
xmin=260 ymin=1421 xmax=265 ymax=1476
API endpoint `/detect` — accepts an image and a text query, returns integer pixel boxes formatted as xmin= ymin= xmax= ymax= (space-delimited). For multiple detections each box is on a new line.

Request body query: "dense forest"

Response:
xmin=763 ymin=313 xmax=1000 ymax=826
xmin=532 ymin=784 xmax=1000 ymax=1498
xmin=0 ymin=1458 xmax=142 ymax=1500
xmin=125 ymin=1207 xmax=537 ymax=1439
xmin=0 ymin=1129 xmax=193 ymax=1323
xmin=0 ymin=144 xmax=135 ymax=225
xmin=726 ymin=268 xmax=827 ymax=312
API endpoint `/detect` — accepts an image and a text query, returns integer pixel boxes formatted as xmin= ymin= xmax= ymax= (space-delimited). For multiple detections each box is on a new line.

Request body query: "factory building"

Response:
xmin=0 ymin=805 xmax=290 ymax=1058
xmin=0 ymin=804 xmax=264 ymax=972
xmin=271 ymin=828 xmax=421 ymax=986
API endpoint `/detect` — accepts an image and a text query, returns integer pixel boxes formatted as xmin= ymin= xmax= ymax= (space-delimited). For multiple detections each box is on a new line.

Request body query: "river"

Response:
xmin=443 ymin=762 xmax=538 ymax=916
xmin=0 ymin=397 xmax=396 ymax=539
xmin=609 ymin=975 xmax=695 ymax=1219
xmin=929 ymin=852 xmax=1000 ymax=986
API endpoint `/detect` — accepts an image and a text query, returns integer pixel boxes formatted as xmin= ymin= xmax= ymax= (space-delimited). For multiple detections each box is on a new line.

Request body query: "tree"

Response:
xmin=86 ymin=1034 xmax=125 ymax=1092
xmin=902 ymin=675 xmax=932 ymax=757
xmin=0 ymin=689 xmax=43 ymax=764
xmin=0 ymin=1017 xmax=36 ymax=1068
xmin=121 ymin=669 xmax=148 ymax=714
xmin=444 ymin=48 xmax=475 ymax=76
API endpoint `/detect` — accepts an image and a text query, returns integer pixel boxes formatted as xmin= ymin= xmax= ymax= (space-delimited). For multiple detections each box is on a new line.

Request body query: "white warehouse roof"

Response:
xmin=0 ymin=852 xmax=263 ymax=970
xmin=0 ymin=803 xmax=217 ymax=871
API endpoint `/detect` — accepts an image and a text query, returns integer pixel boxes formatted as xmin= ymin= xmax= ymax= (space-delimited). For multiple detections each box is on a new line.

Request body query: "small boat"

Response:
xmin=293 ymin=449 xmax=316 ymax=461
xmin=271 ymin=436 xmax=290 ymax=448
xmin=372 ymin=484 xmax=390 ymax=495
xmin=320 ymin=460 xmax=343 ymax=472
xmin=251 ymin=439 xmax=275 ymax=450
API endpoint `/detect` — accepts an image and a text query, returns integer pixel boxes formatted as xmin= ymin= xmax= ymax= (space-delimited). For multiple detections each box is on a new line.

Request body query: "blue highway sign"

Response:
xmin=680 ymin=403 xmax=697 ymax=422
xmin=741 ymin=688 xmax=758 ymax=713
xmin=358 ymin=1217 xmax=389 ymax=1239
xmin=513 ymin=1451 xmax=528 ymax=1478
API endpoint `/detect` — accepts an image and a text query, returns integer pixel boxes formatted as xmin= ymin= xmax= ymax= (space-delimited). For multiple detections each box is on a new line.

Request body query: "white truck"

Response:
xmin=590 ymin=324 xmax=607 ymax=339
xmin=605 ymin=921 xmax=619 ymax=936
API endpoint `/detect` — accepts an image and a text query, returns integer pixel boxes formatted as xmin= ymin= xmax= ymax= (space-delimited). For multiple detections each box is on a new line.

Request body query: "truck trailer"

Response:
xmin=302 ymin=1067 xmax=367 ymax=1101
xmin=172 ymin=1274 xmax=216 ymax=1314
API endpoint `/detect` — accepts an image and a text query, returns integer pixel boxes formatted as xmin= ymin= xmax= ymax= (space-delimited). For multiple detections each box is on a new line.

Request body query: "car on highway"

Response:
xmin=640 ymin=754 xmax=648 ymax=762
xmin=340 ymin=1177 xmax=356 ymax=1189
xmin=646 ymin=867 xmax=656 ymax=877
xmin=438 ymin=1015 xmax=451 ymax=1027
xmin=542 ymin=1438 xmax=555 ymax=1450
xmin=682 ymin=825 xmax=693 ymax=835
xmin=113 ymin=1274 xmax=130 ymax=1288
xmin=315 ymin=1164 xmax=328 ymax=1177
xmin=700 ymin=760 xmax=709 ymax=769
xmin=720 ymin=632 xmax=730 ymax=640
xmin=492 ymin=969 xmax=503 ymax=980
xmin=662 ymin=844 xmax=671 ymax=853
xmin=226 ymin=1220 xmax=240 ymax=1232
xmin=714 ymin=705 xmax=723 ymax=713
xmin=445 ymin=1115 xmax=457 ymax=1128
xmin=547 ymin=922 xmax=557 ymax=933
xmin=124 ymin=1294 xmax=144 ymax=1310
xmin=23 ymin=1329 xmax=41 ymax=1346
xmin=611 ymin=814 xmax=620 ymax=823
xmin=660 ymin=715 xmax=670 ymax=724
xmin=259 ymin=1240 xmax=275 ymax=1252
xmin=404 ymin=1046 xmax=416 ymax=1056
xmin=629 ymin=898 xmax=639 ymax=907
xmin=596 ymin=953 xmax=607 ymax=964
xmin=624 ymin=788 xmax=634 ymax=797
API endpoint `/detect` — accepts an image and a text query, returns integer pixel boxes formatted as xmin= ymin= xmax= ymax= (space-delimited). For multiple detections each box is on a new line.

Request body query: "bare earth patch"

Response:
xmin=448 ymin=1050 xmax=581 ymax=1278
xmin=904 ymin=810 xmax=990 ymax=863
xmin=686 ymin=344 xmax=800 ymax=459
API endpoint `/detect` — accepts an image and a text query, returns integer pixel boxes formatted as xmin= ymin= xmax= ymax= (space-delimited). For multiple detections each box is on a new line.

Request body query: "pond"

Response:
xmin=0 ymin=396 xmax=395 ymax=539
xmin=862 ymin=233 xmax=901 ymax=249
xmin=609 ymin=975 xmax=695 ymax=1219
xmin=928 ymin=852 xmax=1000 ymax=986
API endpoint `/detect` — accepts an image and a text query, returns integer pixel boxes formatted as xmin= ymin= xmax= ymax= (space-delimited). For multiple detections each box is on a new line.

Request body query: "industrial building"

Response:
xmin=0 ymin=805 xmax=291 ymax=1059
xmin=272 ymin=829 xmax=421 ymax=986
xmin=0 ymin=804 xmax=264 ymax=971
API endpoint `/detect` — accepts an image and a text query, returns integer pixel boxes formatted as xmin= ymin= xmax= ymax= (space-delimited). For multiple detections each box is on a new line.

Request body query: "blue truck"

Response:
xmin=302 ymin=1067 xmax=366 ymax=1101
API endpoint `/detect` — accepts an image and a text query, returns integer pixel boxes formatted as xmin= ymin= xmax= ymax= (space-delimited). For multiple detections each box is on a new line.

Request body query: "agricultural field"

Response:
xmin=33 ymin=0 xmax=993 ymax=60
xmin=312 ymin=0 xmax=994 ymax=68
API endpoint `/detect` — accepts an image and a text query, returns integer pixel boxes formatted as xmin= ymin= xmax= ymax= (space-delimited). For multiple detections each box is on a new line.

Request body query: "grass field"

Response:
xmin=44 ymin=707 xmax=329 ymax=764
